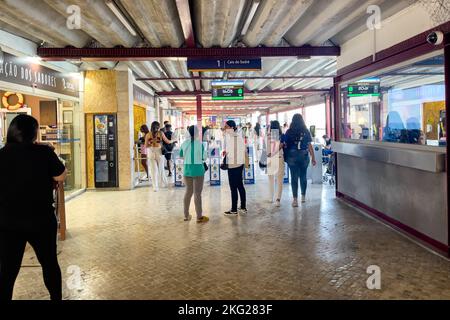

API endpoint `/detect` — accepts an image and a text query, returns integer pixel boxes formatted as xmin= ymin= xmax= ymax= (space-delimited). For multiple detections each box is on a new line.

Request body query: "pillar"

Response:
xmin=197 ymin=94 xmax=202 ymax=140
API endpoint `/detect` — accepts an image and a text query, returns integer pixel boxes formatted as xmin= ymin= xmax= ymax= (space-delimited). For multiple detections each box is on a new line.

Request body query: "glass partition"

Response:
xmin=340 ymin=52 xmax=446 ymax=147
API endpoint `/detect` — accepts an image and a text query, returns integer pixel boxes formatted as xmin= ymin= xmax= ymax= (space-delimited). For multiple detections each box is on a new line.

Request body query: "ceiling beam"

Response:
xmin=172 ymin=100 xmax=290 ymax=107
xmin=175 ymin=0 xmax=195 ymax=48
xmin=37 ymin=46 xmax=340 ymax=61
xmin=157 ymin=89 xmax=329 ymax=97
xmin=137 ymin=75 xmax=334 ymax=81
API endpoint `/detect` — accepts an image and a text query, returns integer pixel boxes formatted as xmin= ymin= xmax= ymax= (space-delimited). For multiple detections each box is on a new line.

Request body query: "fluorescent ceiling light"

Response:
xmin=169 ymin=81 xmax=176 ymax=89
xmin=241 ymin=0 xmax=260 ymax=36
xmin=324 ymin=61 xmax=337 ymax=70
xmin=105 ymin=0 xmax=137 ymax=37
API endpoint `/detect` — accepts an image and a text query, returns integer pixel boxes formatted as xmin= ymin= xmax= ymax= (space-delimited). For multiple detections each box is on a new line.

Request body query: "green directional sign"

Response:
xmin=212 ymin=81 xmax=244 ymax=100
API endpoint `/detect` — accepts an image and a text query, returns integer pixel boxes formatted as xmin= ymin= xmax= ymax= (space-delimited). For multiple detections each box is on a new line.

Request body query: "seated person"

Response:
xmin=322 ymin=135 xmax=333 ymax=164
xmin=383 ymin=111 xmax=405 ymax=143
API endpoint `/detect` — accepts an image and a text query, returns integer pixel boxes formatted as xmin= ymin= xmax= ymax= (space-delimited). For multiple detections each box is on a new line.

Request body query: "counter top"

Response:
xmin=332 ymin=141 xmax=446 ymax=173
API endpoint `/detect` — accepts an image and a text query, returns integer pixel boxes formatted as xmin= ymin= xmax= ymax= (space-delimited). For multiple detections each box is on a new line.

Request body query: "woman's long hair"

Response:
xmin=140 ymin=124 xmax=149 ymax=134
xmin=255 ymin=123 xmax=261 ymax=137
xmin=270 ymin=120 xmax=282 ymax=138
xmin=6 ymin=114 xmax=39 ymax=145
xmin=288 ymin=114 xmax=308 ymax=136
xmin=150 ymin=121 xmax=160 ymax=135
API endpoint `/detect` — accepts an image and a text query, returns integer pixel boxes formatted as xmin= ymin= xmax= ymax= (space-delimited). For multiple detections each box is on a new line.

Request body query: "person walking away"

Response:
xmin=254 ymin=122 xmax=262 ymax=163
xmin=145 ymin=121 xmax=176 ymax=192
xmin=283 ymin=114 xmax=317 ymax=207
xmin=139 ymin=125 xmax=150 ymax=180
xmin=223 ymin=120 xmax=249 ymax=216
xmin=163 ymin=123 xmax=175 ymax=177
xmin=0 ymin=115 xmax=67 ymax=300
xmin=179 ymin=126 xmax=209 ymax=223
xmin=266 ymin=121 xmax=285 ymax=207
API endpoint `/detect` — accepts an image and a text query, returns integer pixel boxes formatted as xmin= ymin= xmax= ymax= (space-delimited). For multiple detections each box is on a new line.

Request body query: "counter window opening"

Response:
xmin=339 ymin=52 xmax=446 ymax=148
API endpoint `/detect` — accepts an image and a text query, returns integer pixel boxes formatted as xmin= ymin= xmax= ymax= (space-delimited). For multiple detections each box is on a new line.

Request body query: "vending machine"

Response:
xmin=93 ymin=114 xmax=118 ymax=188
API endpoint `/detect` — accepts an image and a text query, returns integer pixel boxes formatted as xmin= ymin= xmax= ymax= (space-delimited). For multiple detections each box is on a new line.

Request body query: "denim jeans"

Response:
xmin=287 ymin=149 xmax=310 ymax=198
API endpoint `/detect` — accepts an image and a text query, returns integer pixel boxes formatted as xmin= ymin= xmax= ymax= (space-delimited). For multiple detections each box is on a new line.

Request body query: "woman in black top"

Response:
xmin=0 ymin=115 xmax=66 ymax=300
xmin=282 ymin=114 xmax=316 ymax=207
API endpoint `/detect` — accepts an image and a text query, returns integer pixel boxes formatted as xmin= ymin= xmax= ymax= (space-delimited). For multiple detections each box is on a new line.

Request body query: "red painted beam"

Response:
xmin=37 ymin=46 xmax=341 ymax=61
xmin=192 ymin=71 xmax=202 ymax=91
xmin=175 ymin=0 xmax=195 ymax=48
xmin=137 ymin=75 xmax=334 ymax=81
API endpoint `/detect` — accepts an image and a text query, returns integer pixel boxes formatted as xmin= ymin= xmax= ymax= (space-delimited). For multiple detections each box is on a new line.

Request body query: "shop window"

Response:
xmin=340 ymin=52 xmax=446 ymax=147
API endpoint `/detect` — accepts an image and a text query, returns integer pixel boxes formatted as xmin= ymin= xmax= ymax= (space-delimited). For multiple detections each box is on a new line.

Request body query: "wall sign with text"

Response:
xmin=0 ymin=52 xmax=79 ymax=97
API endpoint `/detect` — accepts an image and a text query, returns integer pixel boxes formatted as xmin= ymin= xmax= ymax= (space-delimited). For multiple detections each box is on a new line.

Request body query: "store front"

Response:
xmin=333 ymin=23 xmax=449 ymax=255
xmin=0 ymin=52 xmax=84 ymax=197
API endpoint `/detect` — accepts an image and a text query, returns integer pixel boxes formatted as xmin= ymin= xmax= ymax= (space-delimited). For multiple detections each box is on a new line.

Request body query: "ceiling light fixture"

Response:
xmin=105 ymin=0 xmax=137 ymax=37
xmin=241 ymin=0 xmax=261 ymax=36
xmin=324 ymin=61 xmax=337 ymax=70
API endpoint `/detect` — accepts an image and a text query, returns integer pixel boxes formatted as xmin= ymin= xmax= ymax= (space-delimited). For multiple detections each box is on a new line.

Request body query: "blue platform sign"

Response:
xmin=187 ymin=58 xmax=262 ymax=72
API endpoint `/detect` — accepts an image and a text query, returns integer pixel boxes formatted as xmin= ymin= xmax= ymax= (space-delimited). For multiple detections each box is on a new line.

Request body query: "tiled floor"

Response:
xmin=13 ymin=174 xmax=450 ymax=300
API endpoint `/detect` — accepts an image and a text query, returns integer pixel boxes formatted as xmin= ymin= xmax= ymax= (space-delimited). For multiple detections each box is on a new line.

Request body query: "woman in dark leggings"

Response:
xmin=283 ymin=114 xmax=317 ymax=207
xmin=223 ymin=120 xmax=249 ymax=216
xmin=0 ymin=115 xmax=66 ymax=300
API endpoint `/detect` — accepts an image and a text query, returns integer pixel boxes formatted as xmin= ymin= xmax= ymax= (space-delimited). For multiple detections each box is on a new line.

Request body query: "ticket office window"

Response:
xmin=340 ymin=52 xmax=446 ymax=147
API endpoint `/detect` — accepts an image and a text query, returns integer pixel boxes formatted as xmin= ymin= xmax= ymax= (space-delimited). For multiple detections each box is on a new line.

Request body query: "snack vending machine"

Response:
xmin=93 ymin=114 xmax=118 ymax=188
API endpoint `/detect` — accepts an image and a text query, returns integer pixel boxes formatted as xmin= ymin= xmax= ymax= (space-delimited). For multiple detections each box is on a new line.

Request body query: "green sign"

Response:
xmin=212 ymin=81 xmax=244 ymax=100
xmin=348 ymin=83 xmax=380 ymax=97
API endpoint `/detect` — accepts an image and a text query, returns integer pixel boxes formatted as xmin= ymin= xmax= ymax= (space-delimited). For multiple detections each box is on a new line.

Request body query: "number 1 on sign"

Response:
xmin=217 ymin=60 xmax=220 ymax=67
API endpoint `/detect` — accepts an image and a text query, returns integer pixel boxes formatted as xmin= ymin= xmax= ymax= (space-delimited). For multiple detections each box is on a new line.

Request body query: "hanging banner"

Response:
xmin=0 ymin=52 xmax=79 ymax=97
xmin=209 ymin=147 xmax=221 ymax=186
xmin=244 ymin=146 xmax=255 ymax=184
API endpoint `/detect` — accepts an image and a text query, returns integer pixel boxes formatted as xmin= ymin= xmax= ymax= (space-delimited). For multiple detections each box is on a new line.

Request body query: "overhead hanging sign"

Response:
xmin=211 ymin=81 xmax=244 ymax=101
xmin=0 ymin=52 xmax=80 ymax=97
xmin=348 ymin=82 xmax=380 ymax=97
xmin=187 ymin=58 xmax=262 ymax=71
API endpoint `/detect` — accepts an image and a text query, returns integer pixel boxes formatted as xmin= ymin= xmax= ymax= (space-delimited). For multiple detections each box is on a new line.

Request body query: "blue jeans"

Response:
xmin=287 ymin=149 xmax=310 ymax=198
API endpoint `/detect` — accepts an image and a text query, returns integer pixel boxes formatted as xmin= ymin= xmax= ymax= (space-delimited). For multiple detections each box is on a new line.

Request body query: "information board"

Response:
xmin=348 ymin=82 xmax=380 ymax=97
xmin=212 ymin=81 xmax=244 ymax=101
xmin=187 ymin=58 xmax=262 ymax=72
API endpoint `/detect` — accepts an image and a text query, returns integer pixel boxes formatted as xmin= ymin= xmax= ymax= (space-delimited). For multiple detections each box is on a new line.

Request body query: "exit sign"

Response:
xmin=212 ymin=81 xmax=244 ymax=100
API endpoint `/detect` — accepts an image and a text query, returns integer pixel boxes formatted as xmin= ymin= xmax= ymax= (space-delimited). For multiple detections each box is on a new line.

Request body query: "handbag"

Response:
xmin=220 ymin=156 xmax=228 ymax=170
xmin=259 ymin=149 xmax=267 ymax=169
xmin=203 ymin=162 xmax=209 ymax=172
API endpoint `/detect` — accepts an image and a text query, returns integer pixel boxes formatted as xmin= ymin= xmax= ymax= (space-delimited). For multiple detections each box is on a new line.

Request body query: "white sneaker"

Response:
xmin=275 ymin=200 xmax=281 ymax=207
xmin=301 ymin=195 xmax=306 ymax=203
xmin=238 ymin=208 xmax=248 ymax=215
xmin=292 ymin=199 xmax=299 ymax=207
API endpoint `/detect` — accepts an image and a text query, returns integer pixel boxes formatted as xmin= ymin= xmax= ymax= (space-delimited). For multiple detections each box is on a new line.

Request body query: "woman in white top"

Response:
xmin=265 ymin=121 xmax=285 ymax=207
xmin=145 ymin=121 xmax=176 ymax=192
